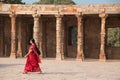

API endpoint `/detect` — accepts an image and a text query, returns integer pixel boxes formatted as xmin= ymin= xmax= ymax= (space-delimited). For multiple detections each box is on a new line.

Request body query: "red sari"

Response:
xmin=24 ymin=44 xmax=42 ymax=73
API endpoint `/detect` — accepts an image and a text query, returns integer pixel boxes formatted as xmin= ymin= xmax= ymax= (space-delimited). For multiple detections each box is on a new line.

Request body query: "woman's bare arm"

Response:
xmin=24 ymin=49 xmax=32 ymax=57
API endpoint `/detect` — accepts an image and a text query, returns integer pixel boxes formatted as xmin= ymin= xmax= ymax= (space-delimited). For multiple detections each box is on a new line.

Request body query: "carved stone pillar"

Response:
xmin=9 ymin=12 xmax=17 ymax=58
xmin=17 ymin=18 xmax=22 ymax=57
xmin=61 ymin=18 xmax=65 ymax=60
xmin=99 ymin=13 xmax=107 ymax=61
xmin=32 ymin=13 xmax=40 ymax=46
xmin=56 ymin=15 xmax=63 ymax=60
xmin=76 ymin=13 xmax=84 ymax=61
xmin=39 ymin=17 xmax=43 ymax=58
xmin=33 ymin=13 xmax=42 ymax=57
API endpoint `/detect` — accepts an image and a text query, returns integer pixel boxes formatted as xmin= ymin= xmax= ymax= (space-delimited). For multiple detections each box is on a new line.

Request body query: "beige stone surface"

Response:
xmin=1 ymin=4 xmax=120 ymax=14
xmin=0 ymin=58 xmax=120 ymax=80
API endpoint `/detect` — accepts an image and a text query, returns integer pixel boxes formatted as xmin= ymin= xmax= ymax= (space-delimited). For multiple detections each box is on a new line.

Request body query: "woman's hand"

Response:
xmin=24 ymin=55 xmax=28 ymax=58
xmin=24 ymin=49 xmax=32 ymax=58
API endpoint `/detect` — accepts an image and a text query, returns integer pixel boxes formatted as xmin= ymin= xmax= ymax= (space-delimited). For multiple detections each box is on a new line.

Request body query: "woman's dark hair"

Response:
xmin=30 ymin=38 xmax=41 ymax=55
xmin=28 ymin=38 xmax=36 ymax=46
xmin=30 ymin=38 xmax=35 ymax=44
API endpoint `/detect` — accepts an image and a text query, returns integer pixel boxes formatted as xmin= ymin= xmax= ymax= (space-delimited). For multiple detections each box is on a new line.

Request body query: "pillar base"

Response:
xmin=99 ymin=59 xmax=106 ymax=61
xmin=61 ymin=55 xmax=64 ymax=60
xmin=17 ymin=54 xmax=22 ymax=57
xmin=10 ymin=53 xmax=16 ymax=58
xmin=76 ymin=58 xmax=84 ymax=61
xmin=17 ymin=51 xmax=22 ymax=57
xmin=56 ymin=57 xmax=62 ymax=60
xmin=99 ymin=54 xmax=106 ymax=61
xmin=76 ymin=54 xmax=84 ymax=61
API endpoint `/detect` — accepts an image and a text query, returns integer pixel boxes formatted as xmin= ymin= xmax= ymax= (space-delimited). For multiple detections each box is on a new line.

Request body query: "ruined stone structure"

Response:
xmin=0 ymin=4 xmax=120 ymax=61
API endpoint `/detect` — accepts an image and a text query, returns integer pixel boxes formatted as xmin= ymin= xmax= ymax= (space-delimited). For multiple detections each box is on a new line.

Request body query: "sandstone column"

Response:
xmin=39 ymin=17 xmax=43 ymax=57
xmin=56 ymin=15 xmax=63 ymax=60
xmin=17 ymin=18 xmax=22 ymax=57
xmin=32 ymin=13 xmax=43 ymax=57
xmin=99 ymin=13 xmax=107 ymax=61
xmin=9 ymin=12 xmax=17 ymax=58
xmin=76 ymin=13 xmax=84 ymax=61
xmin=32 ymin=13 xmax=40 ymax=47
xmin=61 ymin=18 xmax=65 ymax=60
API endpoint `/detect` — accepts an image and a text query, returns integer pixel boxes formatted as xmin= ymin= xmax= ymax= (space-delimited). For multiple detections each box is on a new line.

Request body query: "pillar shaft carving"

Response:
xmin=9 ymin=12 xmax=17 ymax=58
xmin=99 ymin=13 xmax=108 ymax=61
xmin=76 ymin=13 xmax=84 ymax=61
xmin=32 ymin=13 xmax=43 ymax=57
xmin=32 ymin=14 xmax=40 ymax=47
xmin=56 ymin=15 xmax=63 ymax=60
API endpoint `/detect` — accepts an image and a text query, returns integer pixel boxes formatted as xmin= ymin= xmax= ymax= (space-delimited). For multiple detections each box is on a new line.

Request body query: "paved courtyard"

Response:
xmin=0 ymin=58 xmax=120 ymax=80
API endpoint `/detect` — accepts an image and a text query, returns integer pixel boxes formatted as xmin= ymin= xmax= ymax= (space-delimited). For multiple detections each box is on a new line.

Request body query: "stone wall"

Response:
xmin=0 ymin=16 xmax=11 ymax=57
xmin=45 ymin=17 xmax=56 ymax=57
xmin=0 ymin=17 xmax=4 ymax=56
xmin=4 ymin=17 xmax=11 ymax=56
xmin=84 ymin=15 xmax=101 ymax=59
xmin=106 ymin=15 xmax=120 ymax=59
xmin=66 ymin=16 xmax=77 ymax=58
xmin=1 ymin=4 xmax=120 ymax=15
xmin=20 ymin=16 xmax=33 ymax=56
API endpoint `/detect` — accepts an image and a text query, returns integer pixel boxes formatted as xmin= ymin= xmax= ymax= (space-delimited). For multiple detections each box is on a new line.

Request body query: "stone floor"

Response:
xmin=0 ymin=58 xmax=120 ymax=80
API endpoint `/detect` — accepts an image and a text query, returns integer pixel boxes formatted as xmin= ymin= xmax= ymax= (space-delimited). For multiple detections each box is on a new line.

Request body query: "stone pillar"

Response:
xmin=17 ymin=18 xmax=22 ymax=57
xmin=32 ymin=13 xmax=40 ymax=47
xmin=99 ymin=13 xmax=107 ymax=61
xmin=9 ymin=12 xmax=17 ymax=58
xmin=32 ymin=13 xmax=43 ymax=57
xmin=56 ymin=15 xmax=63 ymax=60
xmin=61 ymin=18 xmax=65 ymax=60
xmin=39 ymin=18 xmax=43 ymax=58
xmin=76 ymin=13 xmax=84 ymax=61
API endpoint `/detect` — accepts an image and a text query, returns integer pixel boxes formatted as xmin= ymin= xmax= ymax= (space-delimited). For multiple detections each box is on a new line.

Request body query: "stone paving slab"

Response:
xmin=0 ymin=58 xmax=120 ymax=80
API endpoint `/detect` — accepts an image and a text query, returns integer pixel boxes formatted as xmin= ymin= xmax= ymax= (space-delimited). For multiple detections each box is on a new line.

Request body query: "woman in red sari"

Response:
xmin=23 ymin=38 xmax=42 ymax=74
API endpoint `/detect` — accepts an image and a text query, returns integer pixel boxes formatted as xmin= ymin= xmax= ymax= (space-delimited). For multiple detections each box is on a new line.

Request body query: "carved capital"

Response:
xmin=76 ymin=12 xmax=83 ymax=24
xmin=99 ymin=13 xmax=108 ymax=19
xmin=32 ymin=9 xmax=40 ymax=19
xmin=55 ymin=14 xmax=63 ymax=18
xmin=75 ymin=12 xmax=82 ymax=18
xmin=9 ymin=12 xmax=17 ymax=18
xmin=32 ymin=13 xmax=40 ymax=21
xmin=32 ymin=14 xmax=40 ymax=18
xmin=99 ymin=8 xmax=108 ymax=19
